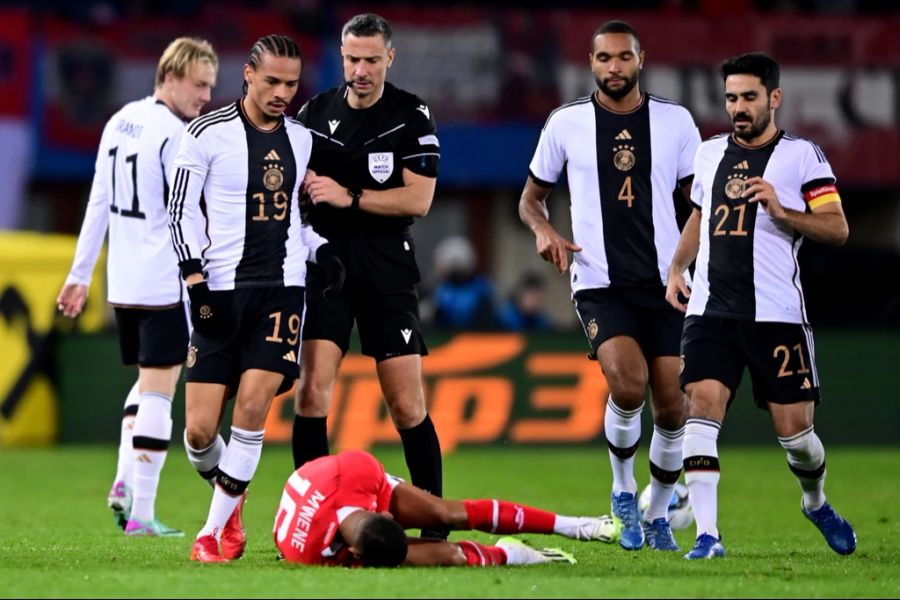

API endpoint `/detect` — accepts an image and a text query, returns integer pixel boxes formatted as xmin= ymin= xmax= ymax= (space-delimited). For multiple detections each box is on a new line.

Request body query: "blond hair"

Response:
xmin=155 ymin=37 xmax=218 ymax=88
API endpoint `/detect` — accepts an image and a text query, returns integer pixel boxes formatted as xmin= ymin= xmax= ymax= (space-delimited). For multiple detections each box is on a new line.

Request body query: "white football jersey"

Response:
xmin=66 ymin=96 xmax=188 ymax=306
xmin=168 ymin=100 xmax=327 ymax=290
xmin=529 ymin=93 xmax=700 ymax=292
xmin=687 ymin=131 xmax=840 ymax=323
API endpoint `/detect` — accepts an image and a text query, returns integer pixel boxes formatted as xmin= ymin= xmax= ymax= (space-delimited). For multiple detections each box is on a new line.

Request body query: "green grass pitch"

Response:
xmin=1 ymin=445 xmax=898 ymax=598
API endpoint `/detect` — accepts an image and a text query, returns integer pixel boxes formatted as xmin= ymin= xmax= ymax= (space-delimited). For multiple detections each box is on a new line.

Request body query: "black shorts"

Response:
xmin=114 ymin=305 xmax=189 ymax=367
xmin=303 ymin=236 xmax=427 ymax=361
xmin=573 ymin=286 xmax=683 ymax=360
xmin=186 ymin=286 xmax=304 ymax=392
xmin=679 ymin=315 xmax=821 ymax=409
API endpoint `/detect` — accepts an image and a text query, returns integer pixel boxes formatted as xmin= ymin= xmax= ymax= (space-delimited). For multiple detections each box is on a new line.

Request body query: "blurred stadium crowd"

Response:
xmin=1 ymin=0 xmax=898 ymax=329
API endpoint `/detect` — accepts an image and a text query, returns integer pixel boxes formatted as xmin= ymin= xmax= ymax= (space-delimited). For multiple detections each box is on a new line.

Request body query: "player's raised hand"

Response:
xmin=56 ymin=283 xmax=88 ymax=318
xmin=743 ymin=176 xmax=786 ymax=220
xmin=533 ymin=223 xmax=582 ymax=275
xmin=665 ymin=269 xmax=691 ymax=313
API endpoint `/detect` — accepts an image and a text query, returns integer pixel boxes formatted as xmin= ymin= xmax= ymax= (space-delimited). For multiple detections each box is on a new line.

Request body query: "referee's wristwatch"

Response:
xmin=347 ymin=187 xmax=362 ymax=210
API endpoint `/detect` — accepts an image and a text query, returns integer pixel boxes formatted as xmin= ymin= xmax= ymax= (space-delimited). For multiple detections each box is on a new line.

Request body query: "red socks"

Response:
xmin=458 ymin=540 xmax=507 ymax=566
xmin=463 ymin=499 xmax=556 ymax=534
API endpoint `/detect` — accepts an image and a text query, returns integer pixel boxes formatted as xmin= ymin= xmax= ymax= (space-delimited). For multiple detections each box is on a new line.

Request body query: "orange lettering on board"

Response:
xmin=509 ymin=353 xmax=607 ymax=442
xmin=422 ymin=334 xmax=524 ymax=374
xmin=429 ymin=377 xmax=513 ymax=453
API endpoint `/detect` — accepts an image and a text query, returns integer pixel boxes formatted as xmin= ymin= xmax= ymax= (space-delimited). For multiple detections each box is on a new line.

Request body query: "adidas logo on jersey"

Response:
xmin=614 ymin=129 xmax=632 ymax=140
xmin=135 ymin=453 xmax=152 ymax=463
xmin=801 ymin=377 xmax=812 ymax=390
xmin=733 ymin=160 xmax=750 ymax=170
xmin=283 ymin=350 xmax=297 ymax=362
xmin=265 ymin=149 xmax=281 ymax=161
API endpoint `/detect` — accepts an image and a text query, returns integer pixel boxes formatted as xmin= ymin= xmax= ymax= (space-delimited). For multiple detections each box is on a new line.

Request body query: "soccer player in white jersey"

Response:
xmin=520 ymin=20 xmax=700 ymax=552
xmin=666 ymin=52 xmax=856 ymax=560
xmin=167 ymin=34 xmax=344 ymax=563
xmin=57 ymin=37 xmax=218 ymax=537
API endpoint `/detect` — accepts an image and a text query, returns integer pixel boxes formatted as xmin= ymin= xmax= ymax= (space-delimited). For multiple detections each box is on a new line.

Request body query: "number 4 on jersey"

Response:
xmin=618 ymin=176 xmax=634 ymax=208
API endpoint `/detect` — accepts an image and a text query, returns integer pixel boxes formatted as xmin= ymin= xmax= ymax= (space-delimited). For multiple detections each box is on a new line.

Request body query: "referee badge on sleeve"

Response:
xmin=368 ymin=152 xmax=393 ymax=183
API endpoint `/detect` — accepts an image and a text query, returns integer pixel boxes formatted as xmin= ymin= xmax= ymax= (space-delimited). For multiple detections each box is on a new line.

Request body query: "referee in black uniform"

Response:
xmin=291 ymin=13 xmax=445 ymax=536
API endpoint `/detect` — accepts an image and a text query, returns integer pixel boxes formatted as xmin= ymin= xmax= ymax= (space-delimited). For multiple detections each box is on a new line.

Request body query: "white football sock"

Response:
xmin=779 ymin=426 xmax=827 ymax=512
xmin=645 ymin=424 xmax=684 ymax=522
xmin=130 ymin=392 xmax=173 ymax=522
xmin=198 ymin=427 xmax=264 ymax=540
xmin=605 ymin=399 xmax=643 ymax=495
xmin=185 ymin=431 xmax=226 ymax=489
xmin=114 ymin=382 xmax=140 ymax=487
xmin=683 ymin=418 xmax=721 ymax=540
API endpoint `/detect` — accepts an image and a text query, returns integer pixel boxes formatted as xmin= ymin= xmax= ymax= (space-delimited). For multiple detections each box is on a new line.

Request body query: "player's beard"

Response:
xmin=595 ymin=70 xmax=639 ymax=100
xmin=732 ymin=102 xmax=772 ymax=141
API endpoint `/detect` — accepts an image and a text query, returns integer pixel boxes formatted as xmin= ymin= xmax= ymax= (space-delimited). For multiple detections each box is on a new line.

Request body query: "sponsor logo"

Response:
xmin=801 ymin=377 xmax=812 ymax=389
xmin=805 ymin=184 xmax=838 ymax=200
xmin=415 ymin=104 xmax=430 ymax=119
xmin=733 ymin=160 xmax=749 ymax=170
xmin=614 ymin=129 xmax=632 ymax=140
xmin=186 ymin=345 xmax=198 ymax=368
xmin=283 ymin=350 xmax=297 ymax=362
xmin=265 ymin=149 xmax=281 ymax=161
xmin=328 ymin=120 xmax=340 ymax=134
xmin=401 ymin=328 xmax=413 ymax=344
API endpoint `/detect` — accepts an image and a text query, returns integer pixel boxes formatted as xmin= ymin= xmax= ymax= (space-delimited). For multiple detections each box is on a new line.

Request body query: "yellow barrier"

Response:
xmin=0 ymin=232 xmax=106 ymax=446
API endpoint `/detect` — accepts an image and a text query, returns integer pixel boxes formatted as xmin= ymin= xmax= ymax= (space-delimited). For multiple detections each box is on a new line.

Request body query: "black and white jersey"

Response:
xmin=168 ymin=100 xmax=326 ymax=290
xmin=529 ymin=93 xmax=700 ymax=292
xmin=67 ymin=97 xmax=187 ymax=307
xmin=297 ymin=82 xmax=440 ymax=238
xmin=687 ymin=131 xmax=841 ymax=323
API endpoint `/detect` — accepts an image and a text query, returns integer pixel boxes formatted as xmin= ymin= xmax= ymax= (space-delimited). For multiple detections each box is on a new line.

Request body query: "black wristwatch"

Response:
xmin=347 ymin=187 xmax=362 ymax=210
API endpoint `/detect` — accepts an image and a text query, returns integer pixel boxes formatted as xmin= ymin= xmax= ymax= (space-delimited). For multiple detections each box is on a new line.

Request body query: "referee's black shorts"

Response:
xmin=302 ymin=235 xmax=427 ymax=361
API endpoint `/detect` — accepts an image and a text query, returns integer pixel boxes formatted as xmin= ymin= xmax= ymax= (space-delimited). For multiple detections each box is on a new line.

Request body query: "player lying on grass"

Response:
xmin=265 ymin=450 xmax=618 ymax=567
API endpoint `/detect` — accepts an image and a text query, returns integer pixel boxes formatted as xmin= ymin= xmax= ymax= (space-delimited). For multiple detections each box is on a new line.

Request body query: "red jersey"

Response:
xmin=273 ymin=450 xmax=395 ymax=565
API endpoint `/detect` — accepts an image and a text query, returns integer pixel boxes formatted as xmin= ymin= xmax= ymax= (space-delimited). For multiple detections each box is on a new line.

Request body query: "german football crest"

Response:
xmin=263 ymin=166 xmax=284 ymax=191
xmin=587 ymin=318 xmax=599 ymax=340
xmin=613 ymin=144 xmax=635 ymax=171
xmin=725 ymin=174 xmax=747 ymax=199
xmin=186 ymin=345 xmax=198 ymax=369
xmin=368 ymin=152 xmax=394 ymax=183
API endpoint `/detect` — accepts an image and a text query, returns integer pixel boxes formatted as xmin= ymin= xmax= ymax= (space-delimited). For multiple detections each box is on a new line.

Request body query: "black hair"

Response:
xmin=342 ymin=13 xmax=393 ymax=49
xmin=721 ymin=52 xmax=781 ymax=94
xmin=355 ymin=514 xmax=408 ymax=568
xmin=243 ymin=34 xmax=301 ymax=95
xmin=592 ymin=20 xmax=641 ymax=53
